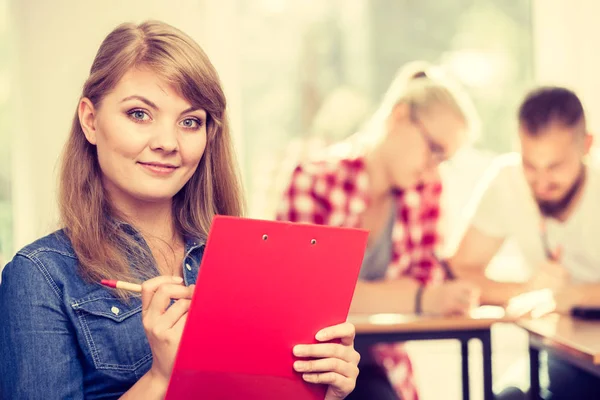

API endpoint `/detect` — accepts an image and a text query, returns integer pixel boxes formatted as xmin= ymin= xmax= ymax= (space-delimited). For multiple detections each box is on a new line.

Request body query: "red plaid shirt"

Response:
xmin=276 ymin=149 xmax=445 ymax=400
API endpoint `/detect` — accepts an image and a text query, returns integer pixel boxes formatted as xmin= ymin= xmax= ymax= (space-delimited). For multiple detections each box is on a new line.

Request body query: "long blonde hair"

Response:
xmin=59 ymin=21 xmax=244 ymax=287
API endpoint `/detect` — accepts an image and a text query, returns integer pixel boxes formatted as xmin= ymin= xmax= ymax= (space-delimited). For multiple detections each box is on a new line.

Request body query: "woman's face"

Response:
xmin=78 ymin=67 xmax=208 ymax=209
xmin=382 ymin=102 xmax=466 ymax=188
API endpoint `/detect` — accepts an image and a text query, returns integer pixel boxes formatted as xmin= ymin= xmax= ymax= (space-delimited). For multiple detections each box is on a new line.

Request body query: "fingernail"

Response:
xmin=172 ymin=276 xmax=183 ymax=283
xmin=294 ymin=361 xmax=306 ymax=371
xmin=315 ymin=330 xmax=327 ymax=341
xmin=293 ymin=345 xmax=304 ymax=356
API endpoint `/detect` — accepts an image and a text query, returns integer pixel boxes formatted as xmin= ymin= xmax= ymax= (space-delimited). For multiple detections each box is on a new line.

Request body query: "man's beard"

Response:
xmin=536 ymin=167 xmax=586 ymax=218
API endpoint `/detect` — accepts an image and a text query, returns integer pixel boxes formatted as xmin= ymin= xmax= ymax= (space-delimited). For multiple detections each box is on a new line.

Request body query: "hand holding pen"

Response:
xmin=102 ymin=276 xmax=194 ymax=393
xmin=415 ymin=254 xmax=480 ymax=316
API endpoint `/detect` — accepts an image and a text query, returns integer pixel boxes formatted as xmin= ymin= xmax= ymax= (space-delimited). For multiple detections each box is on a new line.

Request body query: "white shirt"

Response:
xmin=466 ymin=152 xmax=600 ymax=283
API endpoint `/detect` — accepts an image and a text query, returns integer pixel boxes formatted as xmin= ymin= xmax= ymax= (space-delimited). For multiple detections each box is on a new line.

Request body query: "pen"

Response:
xmin=100 ymin=279 xmax=142 ymax=293
xmin=434 ymin=254 xmax=456 ymax=281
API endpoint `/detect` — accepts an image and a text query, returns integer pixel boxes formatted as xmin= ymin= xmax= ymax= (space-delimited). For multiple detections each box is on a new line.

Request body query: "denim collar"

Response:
xmin=116 ymin=220 xmax=205 ymax=286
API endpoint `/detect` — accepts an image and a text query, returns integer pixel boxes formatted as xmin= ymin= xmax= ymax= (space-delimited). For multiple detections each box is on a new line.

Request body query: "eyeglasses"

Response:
xmin=409 ymin=107 xmax=448 ymax=164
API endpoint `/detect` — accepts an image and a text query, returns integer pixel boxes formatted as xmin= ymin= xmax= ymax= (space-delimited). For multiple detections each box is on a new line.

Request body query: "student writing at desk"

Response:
xmin=449 ymin=87 xmax=600 ymax=399
xmin=277 ymin=62 xmax=480 ymax=400
xmin=0 ymin=21 xmax=360 ymax=399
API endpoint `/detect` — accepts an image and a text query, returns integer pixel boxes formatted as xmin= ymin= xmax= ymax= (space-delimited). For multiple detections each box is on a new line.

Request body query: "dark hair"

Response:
xmin=518 ymin=86 xmax=585 ymax=135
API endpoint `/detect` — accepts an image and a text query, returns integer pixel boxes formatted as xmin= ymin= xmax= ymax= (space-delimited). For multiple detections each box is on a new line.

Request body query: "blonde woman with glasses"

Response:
xmin=277 ymin=61 xmax=480 ymax=400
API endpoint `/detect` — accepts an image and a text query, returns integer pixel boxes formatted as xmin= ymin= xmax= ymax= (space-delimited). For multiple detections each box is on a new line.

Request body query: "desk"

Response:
xmin=518 ymin=314 xmax=600 ymax=400
xmin=349 ymin=306 xmax=508 ymax=400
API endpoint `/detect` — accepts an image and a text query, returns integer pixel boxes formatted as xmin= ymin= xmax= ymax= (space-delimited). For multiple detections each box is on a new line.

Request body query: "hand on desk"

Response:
xmin=506 ymin=260 xmax=572 ymax=318
xmin=506 ymin=288 xmax=556 ymax=318
xmin=506 ymin=287 xmax=576 ymax=318
xmin=422 ymin=280 xmax=481 ymax=315
xmin=293 ymin=322 xmax=360 ymax=399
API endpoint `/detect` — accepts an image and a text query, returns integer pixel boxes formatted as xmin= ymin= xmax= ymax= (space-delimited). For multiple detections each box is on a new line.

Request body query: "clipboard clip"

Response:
xmin=262 ymin=234 xmax=317 ymax=245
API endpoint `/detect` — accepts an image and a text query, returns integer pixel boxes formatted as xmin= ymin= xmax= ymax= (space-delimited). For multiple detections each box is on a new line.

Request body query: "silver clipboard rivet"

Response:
xmin=262 ymin=234 xmax=268 ymax=241
xmin=310 ymin=239 xmax=317 ymax=245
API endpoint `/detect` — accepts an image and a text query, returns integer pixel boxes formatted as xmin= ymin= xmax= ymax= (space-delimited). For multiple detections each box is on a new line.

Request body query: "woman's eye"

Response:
xmin=180 ymin=118 xmax=203 ymax=129
xmin=127 ymin=110 xmax=150 ymax=121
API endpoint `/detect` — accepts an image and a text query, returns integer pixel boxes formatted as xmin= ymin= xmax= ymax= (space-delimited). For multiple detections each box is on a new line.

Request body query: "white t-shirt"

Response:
xmin=467 ymin=152 xmax=600 ymax=283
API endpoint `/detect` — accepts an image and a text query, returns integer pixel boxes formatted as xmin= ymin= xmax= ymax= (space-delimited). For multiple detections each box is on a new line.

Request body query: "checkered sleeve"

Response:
xmin=275 ymin=164 xmax=329 ymax=225
xmin=420 ymin=180 xmax=443 ymax=251
xmin=405 ymin=180 xmax=445 ymax=284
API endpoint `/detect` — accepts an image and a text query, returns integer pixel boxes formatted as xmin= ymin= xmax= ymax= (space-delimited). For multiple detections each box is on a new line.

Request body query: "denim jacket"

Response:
xmin=0 ymin=229 xmax=205 ymax=399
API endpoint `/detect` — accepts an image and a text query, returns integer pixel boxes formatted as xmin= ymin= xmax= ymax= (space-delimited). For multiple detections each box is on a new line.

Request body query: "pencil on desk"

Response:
xmin=100 ymin=279 xmax=142 ymax=293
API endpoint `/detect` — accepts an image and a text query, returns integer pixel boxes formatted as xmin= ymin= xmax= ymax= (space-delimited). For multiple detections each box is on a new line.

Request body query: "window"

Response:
xmin=235 ymin=0 xmax=533 ymax=219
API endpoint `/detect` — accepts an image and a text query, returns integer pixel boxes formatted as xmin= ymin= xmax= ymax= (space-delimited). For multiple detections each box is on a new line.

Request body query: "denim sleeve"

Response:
xmin=0 ymin=254 xmax=84 ymax=400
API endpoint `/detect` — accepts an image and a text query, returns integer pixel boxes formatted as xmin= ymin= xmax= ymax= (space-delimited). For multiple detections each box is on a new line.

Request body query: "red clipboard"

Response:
xmin=165 ymin=216 xmax=368 ymax=400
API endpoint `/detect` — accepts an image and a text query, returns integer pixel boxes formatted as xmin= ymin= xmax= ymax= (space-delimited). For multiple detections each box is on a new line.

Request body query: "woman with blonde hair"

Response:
xmin=0 ymin=21 xmax=360 ymax=399
xmin=277 ymin=61 xmax=480 ymax=399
